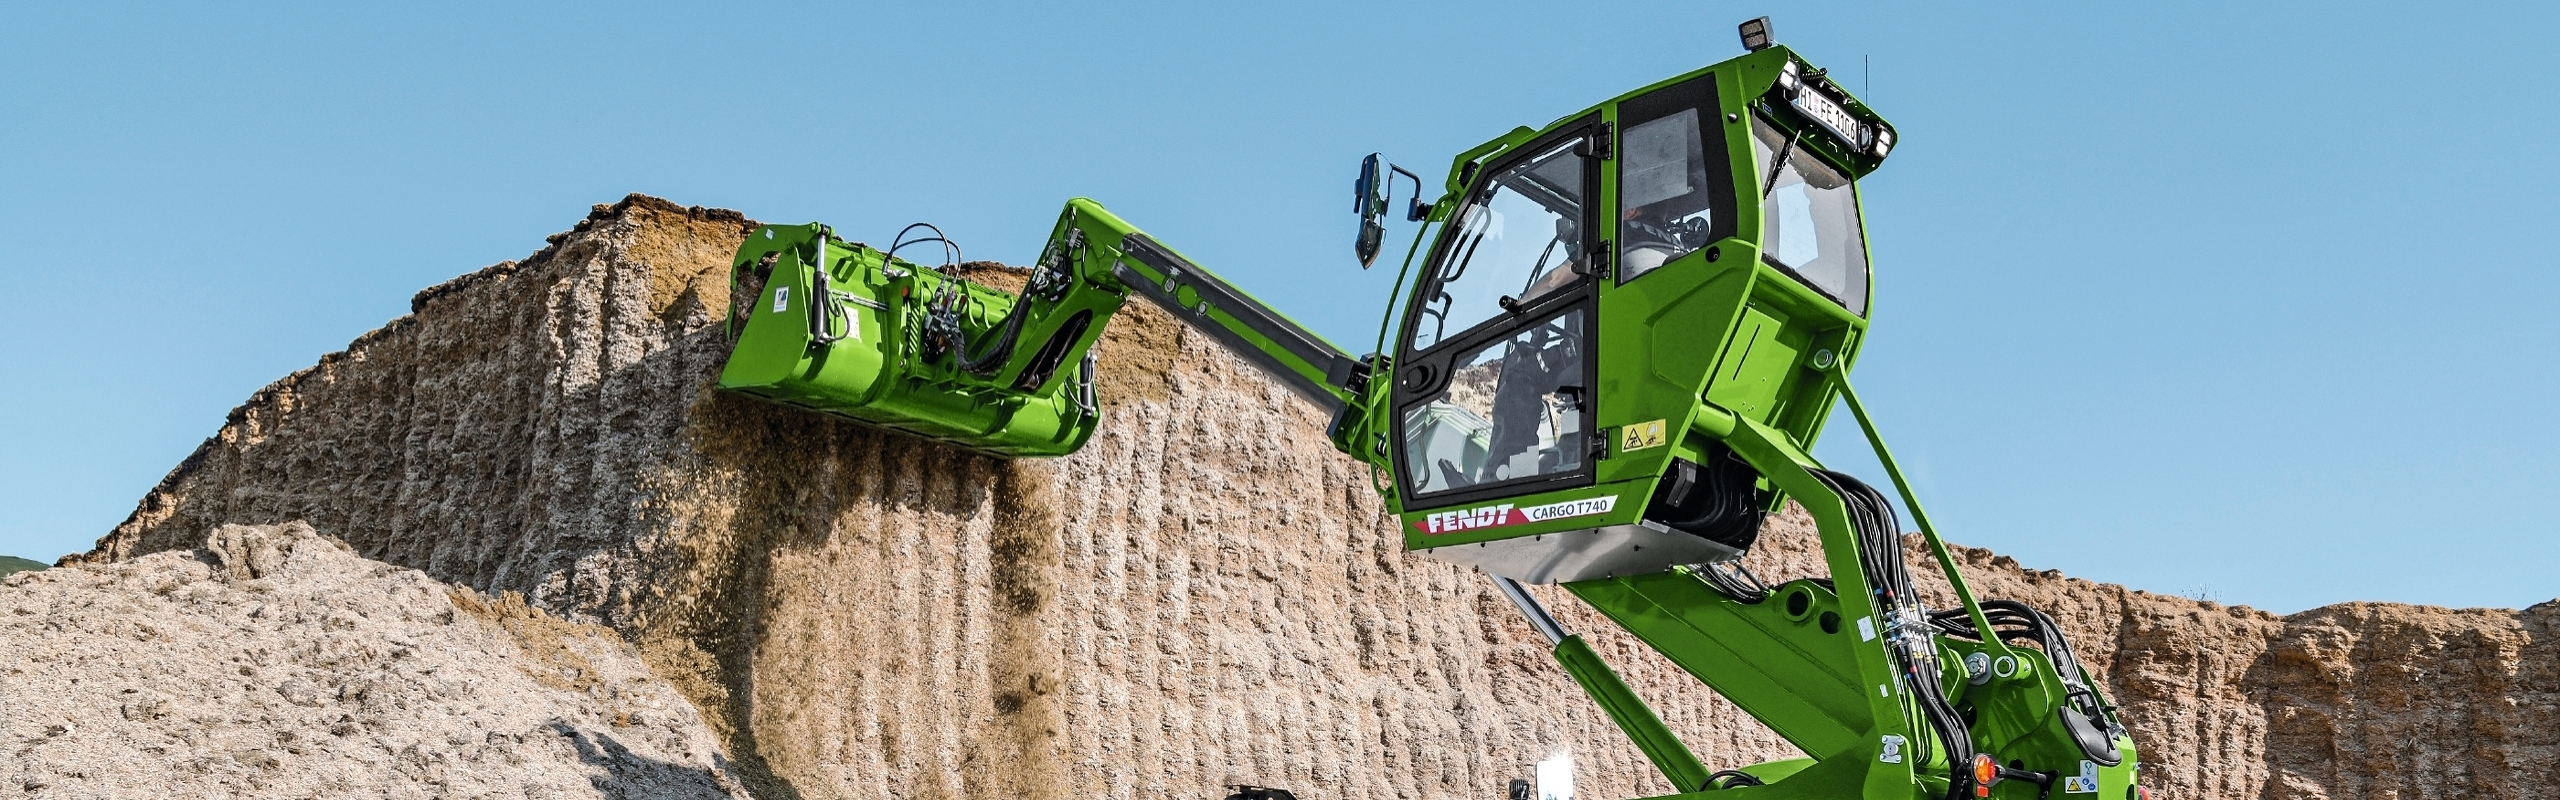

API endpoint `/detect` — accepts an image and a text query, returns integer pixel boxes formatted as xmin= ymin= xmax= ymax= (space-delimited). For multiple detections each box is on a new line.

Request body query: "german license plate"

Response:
xmin=1791 ymin=88 xmax=1868 ymax=150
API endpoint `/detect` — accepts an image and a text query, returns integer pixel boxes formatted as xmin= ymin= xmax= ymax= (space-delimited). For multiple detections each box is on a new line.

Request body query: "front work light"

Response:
xmin=1739 ymin=17 xmax=1774 ymax=51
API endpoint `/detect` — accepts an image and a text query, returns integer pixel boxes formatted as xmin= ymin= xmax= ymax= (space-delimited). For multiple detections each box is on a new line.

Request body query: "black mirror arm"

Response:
xmin=1387 ymin=164 xmax=1430 ymax=222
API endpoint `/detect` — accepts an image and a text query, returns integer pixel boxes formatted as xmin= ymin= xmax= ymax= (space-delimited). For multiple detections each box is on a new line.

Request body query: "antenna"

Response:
xmin=1864 ymin=55 xmax=1871 ymax=98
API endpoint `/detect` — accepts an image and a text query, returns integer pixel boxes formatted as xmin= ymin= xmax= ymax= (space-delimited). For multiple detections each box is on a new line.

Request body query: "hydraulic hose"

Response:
xmin=1811 ymin=468 xmax=1977 ymax=800
xmin=953 ymin=294 xmax=1032 ymax=377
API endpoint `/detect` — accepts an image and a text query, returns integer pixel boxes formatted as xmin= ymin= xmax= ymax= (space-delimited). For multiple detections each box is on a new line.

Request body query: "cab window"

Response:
xmin=1751 ymin=116 xmax=1869 ymax=315
xmin=1397 ymin=124 xmax=1600 ymax=502
xmin=1616 ymin=73 xmax=1732 ymax=282
xmin=1400 ymin=309 xmax=1586 ymax=495
xmin=1406 ymin=138 xmax=1587 ymax=352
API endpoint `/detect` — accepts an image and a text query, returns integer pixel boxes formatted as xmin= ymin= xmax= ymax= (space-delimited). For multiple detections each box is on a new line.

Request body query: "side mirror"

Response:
xmin=1353 ymin=153 xmax=1429 ymax=269
xmin=1354 ymin=154 xmax=1389 ymax=268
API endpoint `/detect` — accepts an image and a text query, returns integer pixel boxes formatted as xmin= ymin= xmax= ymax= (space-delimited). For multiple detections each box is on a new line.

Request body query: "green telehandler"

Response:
xmin=714 ymin=18 xmax=2148 ymax=800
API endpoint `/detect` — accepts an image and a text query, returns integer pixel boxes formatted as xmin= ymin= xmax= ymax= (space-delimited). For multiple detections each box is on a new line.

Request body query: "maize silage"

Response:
xmin=75 ymin=195 xmax=2560 ymax=800
xmin=5 ymin=521 xmax=748 ymax=799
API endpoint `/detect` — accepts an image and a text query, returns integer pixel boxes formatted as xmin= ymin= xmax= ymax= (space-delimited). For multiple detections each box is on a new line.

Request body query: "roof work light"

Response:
xmin=1738 ymin=17 xmax=1774 ymax=51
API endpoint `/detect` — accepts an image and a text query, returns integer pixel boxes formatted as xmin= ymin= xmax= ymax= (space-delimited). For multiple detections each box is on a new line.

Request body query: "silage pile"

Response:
xmin=1 ymin=522 xmax=747 ymax=799
xmin=63 ymin=195 xmax=2560 ymax=800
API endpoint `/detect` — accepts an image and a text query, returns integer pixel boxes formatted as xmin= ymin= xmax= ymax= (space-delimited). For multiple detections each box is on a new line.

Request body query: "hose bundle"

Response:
xmin=1809 ymin=469 xmax=1977 ymax=800
xmin=1696 ymin=561 xmax=1773 ymax=604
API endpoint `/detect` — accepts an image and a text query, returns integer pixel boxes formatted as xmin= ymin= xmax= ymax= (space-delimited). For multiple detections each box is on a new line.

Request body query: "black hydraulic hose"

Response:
xmin=872 ymin=220 xmax=1032 ymax=376
xmin=1929 ymin=601 xmax=2105 ymax=716
xmin=883 ymin=222 xmax=963 ymax=273
xmin=1653 ymin=445 xmax=1770 ymax=550
xmin=1812 ymin=468 xmax=1977 ymax=800
xmin=954 ymin=234 xmax=1091 ymax=377
xmin=1702 ymin=769 xmax=1764 ymax=790
xmin=1696 ymin=562 xmax=1771 ymax=605
xmin=1931 ymin=597 xmax=2129 ymax=762
xmin=954 ymin=294 xmax=1033 ymax=377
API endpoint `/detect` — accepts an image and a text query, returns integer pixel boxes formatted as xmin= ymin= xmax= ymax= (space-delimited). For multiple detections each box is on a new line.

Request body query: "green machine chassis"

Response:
xmin=715 ymin=28 xmax=2147 ymax=800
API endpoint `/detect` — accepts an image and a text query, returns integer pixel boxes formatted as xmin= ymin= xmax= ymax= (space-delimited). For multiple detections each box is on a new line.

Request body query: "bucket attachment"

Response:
xmin=716 ymin=223 xmax=1109 ymax=458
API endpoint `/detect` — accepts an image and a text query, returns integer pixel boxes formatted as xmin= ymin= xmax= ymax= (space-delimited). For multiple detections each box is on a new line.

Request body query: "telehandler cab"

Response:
xmin=714 ymin=18 xmax=2147 ymax=800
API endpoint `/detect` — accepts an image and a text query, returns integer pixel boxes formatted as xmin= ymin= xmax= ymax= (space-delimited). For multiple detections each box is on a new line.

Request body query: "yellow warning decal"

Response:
xmin=1621 ymin=419 xmax=1667 ymax=452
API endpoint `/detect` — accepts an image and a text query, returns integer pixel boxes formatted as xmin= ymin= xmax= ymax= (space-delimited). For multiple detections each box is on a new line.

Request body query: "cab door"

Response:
xmin=1391 ymin=119 xmax=1604 ymax=509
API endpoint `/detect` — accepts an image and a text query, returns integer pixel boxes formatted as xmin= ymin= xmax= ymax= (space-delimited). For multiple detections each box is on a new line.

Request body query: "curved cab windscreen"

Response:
xmin=1751 ymin=117 xmax=1869 ymax=315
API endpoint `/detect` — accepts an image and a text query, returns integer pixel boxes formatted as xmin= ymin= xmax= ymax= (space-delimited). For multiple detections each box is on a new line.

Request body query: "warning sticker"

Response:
xmin=773 ymin=286 xmax=791 ymax=313
xmin=1621 ymin=419 xmax=1667 ymax=452
xmin=1415 ymin=496 xmax=1617 ymax=535
xmin=2061 ymin=761 xmax=2099 ymax=793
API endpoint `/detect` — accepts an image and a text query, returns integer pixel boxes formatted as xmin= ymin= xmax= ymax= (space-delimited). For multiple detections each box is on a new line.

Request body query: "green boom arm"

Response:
xmin=1042 ymin=199 xmax=1366 ymax=413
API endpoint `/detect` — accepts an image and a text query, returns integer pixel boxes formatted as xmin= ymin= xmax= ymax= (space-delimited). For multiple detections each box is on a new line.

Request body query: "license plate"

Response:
xmin=1790 ymin=88 xmax=1868 ymax=150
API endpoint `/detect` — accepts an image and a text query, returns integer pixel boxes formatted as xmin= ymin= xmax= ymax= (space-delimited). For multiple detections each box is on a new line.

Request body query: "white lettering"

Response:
xmin=1415 ymin=498 xmax=1614 ymax=535
xmin=1518 ymin=496 xmax=1618 ymax=522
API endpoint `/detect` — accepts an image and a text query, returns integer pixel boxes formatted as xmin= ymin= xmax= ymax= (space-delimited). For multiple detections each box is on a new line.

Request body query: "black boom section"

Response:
xmin=1114 ymin=233 xmax=1356 ymax=415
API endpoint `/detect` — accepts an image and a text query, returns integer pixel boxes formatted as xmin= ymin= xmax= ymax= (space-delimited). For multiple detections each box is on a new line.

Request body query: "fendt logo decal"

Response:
xmin=1422 ymin=503 xmax=1516 ymax=534
xmin=1416 ymin=496 xmax=1617 ymax=535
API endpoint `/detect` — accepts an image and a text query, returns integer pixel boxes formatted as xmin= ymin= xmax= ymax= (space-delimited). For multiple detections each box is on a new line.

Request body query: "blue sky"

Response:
xmin=3 ymin=2 xmax=2553 ymax=614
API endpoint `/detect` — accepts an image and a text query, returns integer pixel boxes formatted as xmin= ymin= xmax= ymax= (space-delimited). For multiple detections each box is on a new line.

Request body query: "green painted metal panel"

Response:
xmin=1567 ymin=572 xmax=1870 ymax=759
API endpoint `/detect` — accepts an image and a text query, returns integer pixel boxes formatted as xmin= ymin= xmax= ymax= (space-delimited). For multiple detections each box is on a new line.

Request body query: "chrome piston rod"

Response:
xmin=1491 ymin=573 xmax=1568 ymax=645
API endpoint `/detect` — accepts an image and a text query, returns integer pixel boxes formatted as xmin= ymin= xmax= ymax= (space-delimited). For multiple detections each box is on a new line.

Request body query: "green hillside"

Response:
xmin=0 ymin=555 xmax=45 ymax=578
